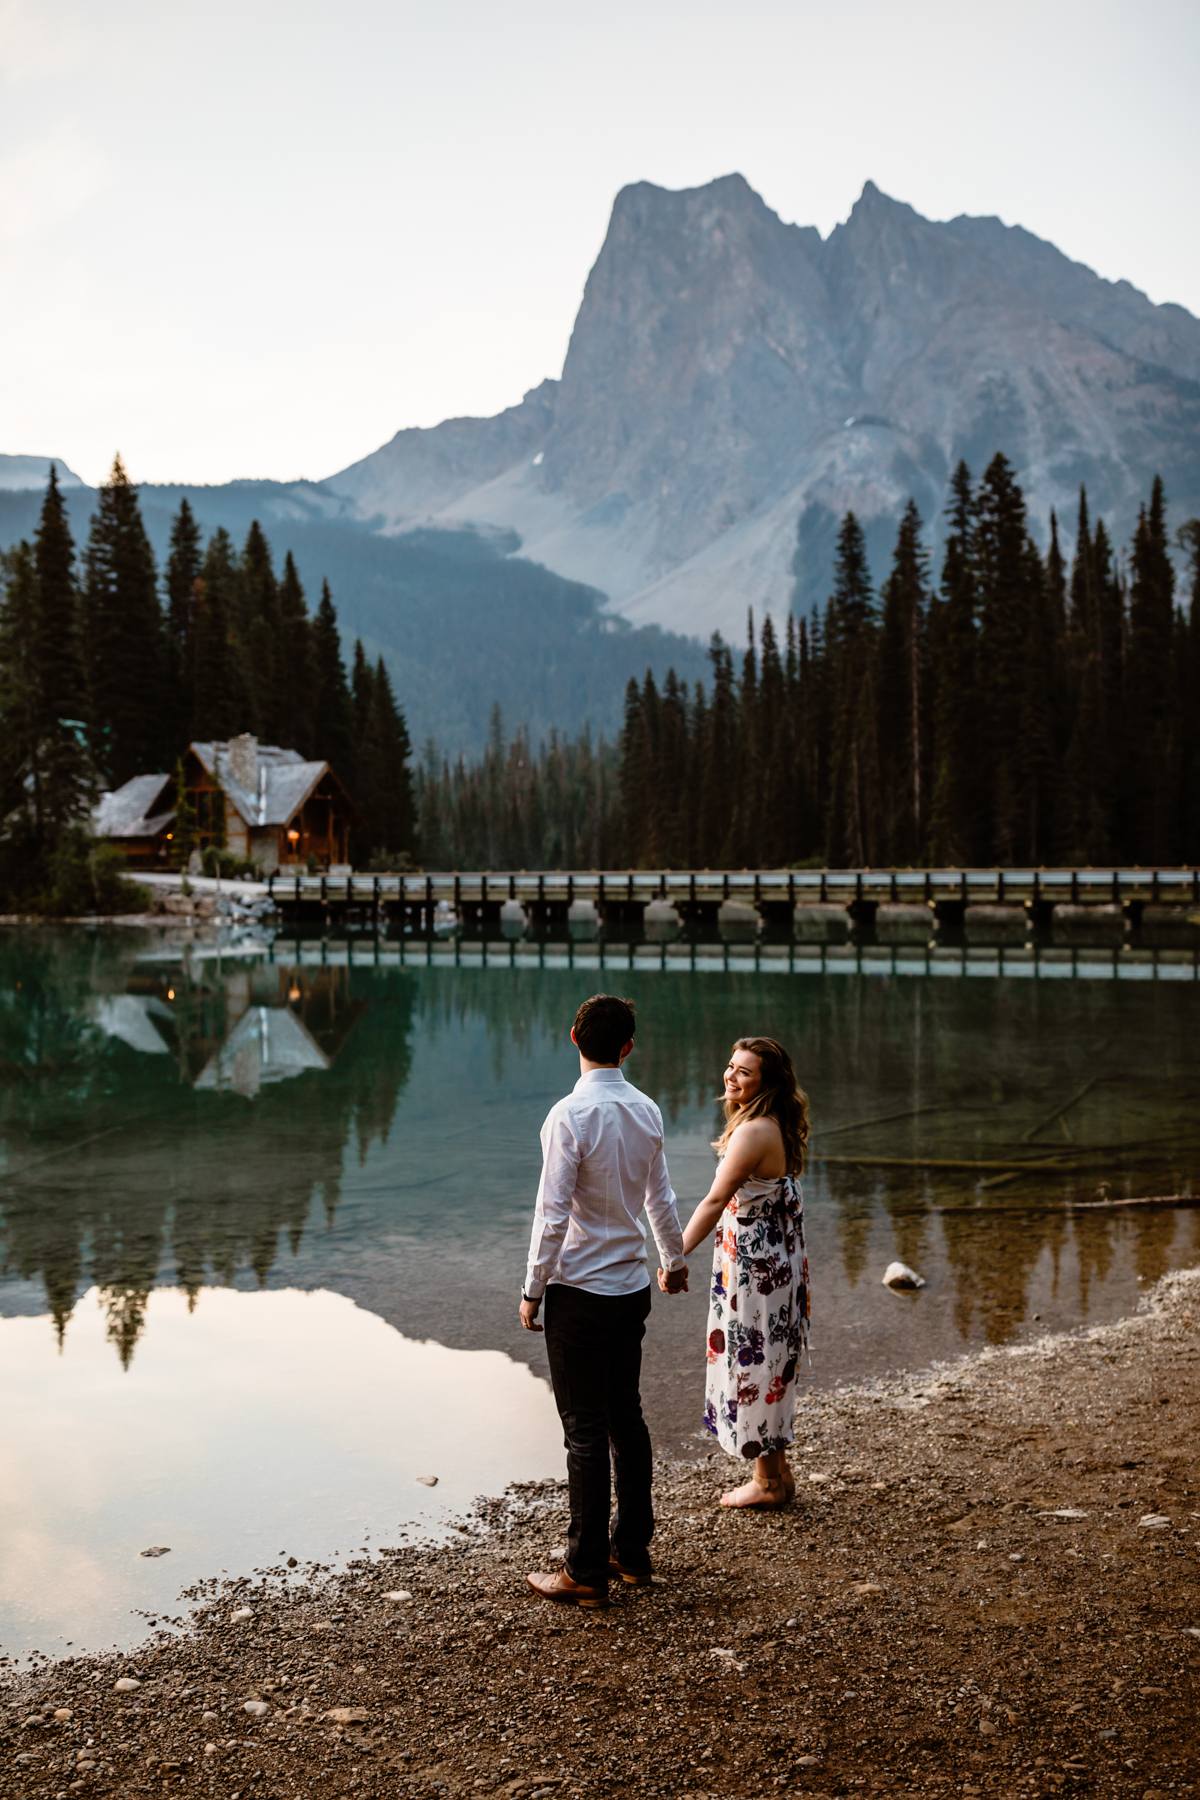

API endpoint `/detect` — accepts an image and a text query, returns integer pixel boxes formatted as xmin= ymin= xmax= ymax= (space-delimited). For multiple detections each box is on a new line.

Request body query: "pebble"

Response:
xmin=242 ymin=1700 xmax=270 ymax=1718
xmin=204 ymin=1743 xmax=217 ymax=1756
xmin=229 ymin=1605 xmax=254 ymax=1621
xmin=850 ymin=1581 xmax=883 ymax=1596
xmin=53 ymin=1708 xmax=72 ymax=1721
xmin=416 ymin=1475 xmax=439 ymax=1487
xmin=321 ymin=1706 xmax=371 ymax=1724
xmin=201 ymin=1710 xmax=218 ymax=1722
xmin=796 ymin=1755 xmax=821 ymax=1768
xmin=1008 ymin=1553 xmax=1025 ymax=1562
xmin=385 ymin=1590 xmax=413 ymax=1603
xmin=1138 ymin=1514 xmax=1171 ymax=1530
xmin=139 ymin=1545 xmax=171 ymax=1558
xmin=882 ymin=1261 xmax=926 ymax=1290
xmin=1037 ymin=1508 xmax=1089 ymax=1520
xmin=113 ymin=1678 xmax=140 ymax=1693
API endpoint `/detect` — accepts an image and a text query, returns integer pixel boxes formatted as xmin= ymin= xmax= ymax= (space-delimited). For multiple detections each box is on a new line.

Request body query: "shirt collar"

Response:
xmin=573 ymin=1067 xmax=628 ymax=1092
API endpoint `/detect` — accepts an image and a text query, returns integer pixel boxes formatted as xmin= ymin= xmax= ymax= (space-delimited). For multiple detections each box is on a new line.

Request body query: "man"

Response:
xmin=519 ymin=993 xmax=688 ymax=1609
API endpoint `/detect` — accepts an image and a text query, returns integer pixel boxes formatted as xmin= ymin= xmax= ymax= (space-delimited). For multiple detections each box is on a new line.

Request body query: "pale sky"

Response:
xmin=3 ymin=0 xmax=1197 ymax=489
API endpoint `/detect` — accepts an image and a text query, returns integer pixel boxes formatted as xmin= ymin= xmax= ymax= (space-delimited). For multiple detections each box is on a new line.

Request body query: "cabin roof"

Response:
xmin=189 ymin=741 xmax=331 ymax=829
xmin=93 ymin=774 xmax=174 ymax=838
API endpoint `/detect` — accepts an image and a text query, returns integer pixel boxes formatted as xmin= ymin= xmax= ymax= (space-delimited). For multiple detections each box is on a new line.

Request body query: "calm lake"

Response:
xmin=2 ymin=926 xmax=1198 ymax=1660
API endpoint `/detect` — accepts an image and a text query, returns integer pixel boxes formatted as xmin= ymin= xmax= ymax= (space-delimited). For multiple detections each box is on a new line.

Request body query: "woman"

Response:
xmin=666 ymin=1037 xmax=810 ymax=1508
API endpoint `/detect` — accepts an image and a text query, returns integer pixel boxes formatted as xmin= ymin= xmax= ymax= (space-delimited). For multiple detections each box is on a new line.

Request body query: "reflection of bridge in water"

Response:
xmin=267 ymin=935 xmax=1200 ymax=983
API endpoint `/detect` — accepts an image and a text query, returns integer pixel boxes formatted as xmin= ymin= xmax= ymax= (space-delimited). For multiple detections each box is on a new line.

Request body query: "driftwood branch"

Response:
xmin=911 ymin=1193 xmax=1197 ymax=1217
xmin=813 ymin=1152 xmax=1070 ymax=1174
xmin=812 ymin=1103 xmax=947 ymax=1140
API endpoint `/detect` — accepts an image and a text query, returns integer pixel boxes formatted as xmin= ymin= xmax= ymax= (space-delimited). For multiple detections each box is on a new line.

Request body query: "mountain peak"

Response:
xmin=610 ymin=170 xmax=764 ymax=218
xmin=843 ymin=179 xmax=921 ymax=229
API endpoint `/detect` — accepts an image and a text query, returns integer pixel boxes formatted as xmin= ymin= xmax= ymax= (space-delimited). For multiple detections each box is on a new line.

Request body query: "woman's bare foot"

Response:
xmin=719 ymin=1476 xmax=791 ymax=1509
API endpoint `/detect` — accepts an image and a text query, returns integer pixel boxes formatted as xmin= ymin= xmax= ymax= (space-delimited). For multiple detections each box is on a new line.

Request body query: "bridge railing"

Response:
xmin=264 ymin=867 xmax=1200 ymax=907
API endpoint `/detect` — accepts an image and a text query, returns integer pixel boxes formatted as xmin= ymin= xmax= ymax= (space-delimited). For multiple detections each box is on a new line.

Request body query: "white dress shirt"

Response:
xmin=523 ymin=1067 xmax=687 ymax=1300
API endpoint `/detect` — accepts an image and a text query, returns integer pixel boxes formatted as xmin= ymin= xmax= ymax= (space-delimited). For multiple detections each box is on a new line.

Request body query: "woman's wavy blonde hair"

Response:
xmin=713 ymin=1036 xmax=810 ymax=1173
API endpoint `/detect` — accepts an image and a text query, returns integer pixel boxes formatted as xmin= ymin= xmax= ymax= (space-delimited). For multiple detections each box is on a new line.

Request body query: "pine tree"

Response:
xmin=193 ymin=528 xmax=247 ymax=740
xmin=237 ymin=521 xmax=280 ymax=742
xmin=658 ymin=667 xmax=689 ymax=866
xmin=824 ymin=511 xmax=881 ymax=866
xmin=311 ymin=581 xmax=355 ymax=783
xmin=974 ymin=454 xmax=1040 ymax=860
xmin=701 ymin=636 xmax=737 ymax=865
xmin=626 ymin=676 xmax=651 ymax=867
xmin=275 ymin=552 xmax=314 ymax=752
xmin=0 ymin=543 xmax=40 ymax=826
xmin=164 ymin=499 xmax=202 ymax=741
xmin=171 ymin=757 xmax=197 ymax=870
xmin=757 ymin=614 xmax=790 ymax=866
xmin=1124 ymin=477 xmax=1178 ymax=861
xmin=33 ymin=464 xmax=86 ymax=730
xmin=928 ymin=464 xmax=980 ymax=864
xmin=877 ymin=500 xmax=929 ymax=862
xmin=83 ymin=456 xmax=167 ymax=786
xmin=1177 ymin=519 xmax=1200 ymax=858
xmin=370 ymin=657 xmax=415 ymax=858
xmin=347 ymin=646 xmax=415 ymax=862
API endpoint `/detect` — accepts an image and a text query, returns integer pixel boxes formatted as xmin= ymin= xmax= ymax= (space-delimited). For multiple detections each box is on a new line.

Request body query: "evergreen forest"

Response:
xmin=2 ymin=451 xmax=1197 ymax=901
xmin=0 ymin=459 xmax=415 ymax=906
xmin=420 ymin=456 xmax=1200 ymax=870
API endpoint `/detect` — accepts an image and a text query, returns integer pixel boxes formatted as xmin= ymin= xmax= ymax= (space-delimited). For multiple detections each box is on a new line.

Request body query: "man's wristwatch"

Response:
xmin=521 ymin=1291 xmax=540 ymax=1305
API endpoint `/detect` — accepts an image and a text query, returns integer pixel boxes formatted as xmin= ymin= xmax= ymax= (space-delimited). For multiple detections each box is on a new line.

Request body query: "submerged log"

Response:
xmin=1021 ymin=1074 xmax=1102 ymax=1144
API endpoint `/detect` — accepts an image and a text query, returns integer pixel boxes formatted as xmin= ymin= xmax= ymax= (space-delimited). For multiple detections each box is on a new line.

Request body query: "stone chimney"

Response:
xmin=227 ymin=733 xmax=258 ymax=793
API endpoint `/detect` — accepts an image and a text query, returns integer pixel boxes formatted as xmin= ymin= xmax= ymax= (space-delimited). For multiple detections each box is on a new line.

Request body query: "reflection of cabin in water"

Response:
xmin=94 ymin=734 xmax=352 ymax=872
xmin=102 ymin=962 xmax=365 ymax=1097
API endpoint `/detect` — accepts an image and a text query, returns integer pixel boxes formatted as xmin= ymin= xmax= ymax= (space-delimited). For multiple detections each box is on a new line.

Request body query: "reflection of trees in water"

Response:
xmin=409 ymin=962 xmax=1197 ymax=1344
xmin=1 ymin=935 xmax=1195 ymax=1361
xmin=0 ymin=933 xmax=414 ymax=1362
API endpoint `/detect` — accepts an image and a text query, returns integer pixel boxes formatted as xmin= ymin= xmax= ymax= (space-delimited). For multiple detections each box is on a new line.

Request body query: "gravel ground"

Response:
xmin=4 ymin=1269 xmax=1198 ymax=1799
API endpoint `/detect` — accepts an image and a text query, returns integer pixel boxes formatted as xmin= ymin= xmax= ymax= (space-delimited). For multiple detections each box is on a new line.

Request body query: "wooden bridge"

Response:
xmin=264 ymin=866 xmax=1199 ymax=940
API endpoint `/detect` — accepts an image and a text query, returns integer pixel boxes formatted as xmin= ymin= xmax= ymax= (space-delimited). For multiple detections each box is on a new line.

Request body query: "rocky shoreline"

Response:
xmin=3 ymin=1270 xmax=1198 ymax=1799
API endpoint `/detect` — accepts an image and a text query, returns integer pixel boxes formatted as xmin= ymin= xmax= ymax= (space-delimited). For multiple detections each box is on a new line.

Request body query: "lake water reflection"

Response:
xmin=1 ymin=927 xmax=1197 ymax=1657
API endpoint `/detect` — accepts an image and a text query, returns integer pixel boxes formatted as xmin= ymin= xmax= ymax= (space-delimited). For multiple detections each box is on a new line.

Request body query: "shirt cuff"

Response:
xmin=523 ymin=1277 xmax=546 ymax=1302
xmin=661 ymin=1252 xmax=687 ymax=1273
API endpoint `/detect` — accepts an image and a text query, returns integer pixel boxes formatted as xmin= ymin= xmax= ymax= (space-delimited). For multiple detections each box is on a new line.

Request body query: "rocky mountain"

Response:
xmin=328 ymin=175 xmax=1200 ymax=636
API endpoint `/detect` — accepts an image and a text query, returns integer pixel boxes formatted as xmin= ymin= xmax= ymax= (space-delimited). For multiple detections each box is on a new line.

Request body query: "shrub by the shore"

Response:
xmin=1 ymin=826 xmax=149 ymax=917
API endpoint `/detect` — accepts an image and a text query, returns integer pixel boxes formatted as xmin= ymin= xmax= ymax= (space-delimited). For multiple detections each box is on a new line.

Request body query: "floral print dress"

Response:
xmin=703 ymin=1171 xmax=810 ymax=1459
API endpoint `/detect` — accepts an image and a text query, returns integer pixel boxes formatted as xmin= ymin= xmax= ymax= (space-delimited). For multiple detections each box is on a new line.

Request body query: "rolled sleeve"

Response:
xmin=643 ymin=1132 xmax=686 ymax=1272
xmin=523 ymin=1107 xmax=582 ymax=1300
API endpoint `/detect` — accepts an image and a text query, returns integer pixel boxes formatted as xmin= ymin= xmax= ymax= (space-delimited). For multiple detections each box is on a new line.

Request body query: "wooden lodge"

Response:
xmin=94 ymin=734 xmax=352 ymax=873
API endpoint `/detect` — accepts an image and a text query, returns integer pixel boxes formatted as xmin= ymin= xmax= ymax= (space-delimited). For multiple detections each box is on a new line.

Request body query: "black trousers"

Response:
xmin=543 ymin=1281 xmax=654 ymax=1587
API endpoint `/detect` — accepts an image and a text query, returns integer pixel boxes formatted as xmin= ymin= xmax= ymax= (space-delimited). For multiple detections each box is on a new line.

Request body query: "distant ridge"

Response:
xmin=0 ymin=454 xmax=83 ymax=492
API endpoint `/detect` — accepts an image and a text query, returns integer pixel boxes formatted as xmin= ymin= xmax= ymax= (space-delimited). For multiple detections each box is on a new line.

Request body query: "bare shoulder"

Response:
xmin=727 ymin=1114 xmax=786 ymax=1170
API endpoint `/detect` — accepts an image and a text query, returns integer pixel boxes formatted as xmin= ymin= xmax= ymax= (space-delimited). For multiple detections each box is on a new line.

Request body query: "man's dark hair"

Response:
xmin=573 ymin=993 xmax=636 ymax=1064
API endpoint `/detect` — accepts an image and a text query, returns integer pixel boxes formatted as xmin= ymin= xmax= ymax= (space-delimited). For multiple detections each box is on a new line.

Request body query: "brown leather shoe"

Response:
xmin=526 ymin=1568 xmax=609 ymax=1609
xmin=608 ymin=1556 xmax=653 ymax=1586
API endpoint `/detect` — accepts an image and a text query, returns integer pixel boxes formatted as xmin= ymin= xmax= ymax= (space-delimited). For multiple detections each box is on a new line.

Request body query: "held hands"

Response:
xmin=657 ymin=1265 xmax=689 ymax=1294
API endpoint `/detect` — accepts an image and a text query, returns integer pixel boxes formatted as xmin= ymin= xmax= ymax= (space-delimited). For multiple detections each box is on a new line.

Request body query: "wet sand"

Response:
xmin=3 ymin=1269 xmax=1198 ymax=1799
